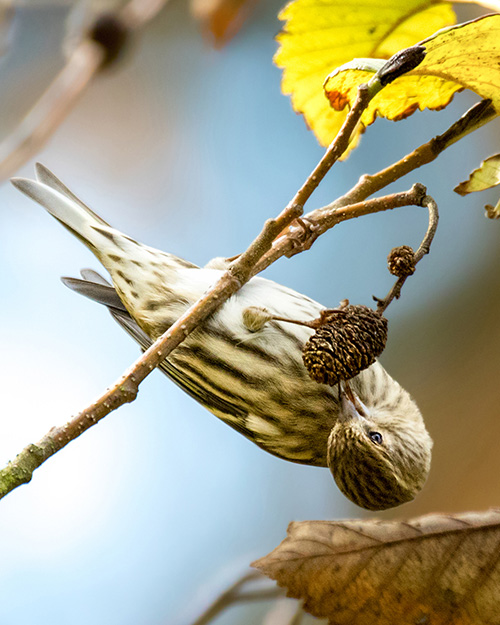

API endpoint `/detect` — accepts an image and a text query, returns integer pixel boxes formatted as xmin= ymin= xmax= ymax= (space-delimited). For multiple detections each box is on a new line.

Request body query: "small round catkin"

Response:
xmin=302 ymin=305 xmax=388 ymax=386
xmin=387 ymin=245 xmax=416 ymax=278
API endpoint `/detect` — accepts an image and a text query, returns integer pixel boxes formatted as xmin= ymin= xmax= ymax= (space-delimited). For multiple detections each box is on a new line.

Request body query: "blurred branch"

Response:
xmin=263 ymin=599 xmax=307 ymax=625
xmin=0 ymin=0 xmax=170 ymax=180
xmin=189 ymin=570 xmax=284 ymax=625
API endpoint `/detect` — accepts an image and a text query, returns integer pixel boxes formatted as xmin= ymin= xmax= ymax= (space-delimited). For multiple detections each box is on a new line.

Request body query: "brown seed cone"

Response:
xmin=387 ymin=245 xmax=416 ymax=277
xmin=302 ymin=305 xmax=388 ymax=386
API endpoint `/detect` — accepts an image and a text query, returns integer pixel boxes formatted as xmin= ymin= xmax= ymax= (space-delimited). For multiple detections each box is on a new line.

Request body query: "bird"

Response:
xmin=11 ymin=164 xmax=433 ymax=510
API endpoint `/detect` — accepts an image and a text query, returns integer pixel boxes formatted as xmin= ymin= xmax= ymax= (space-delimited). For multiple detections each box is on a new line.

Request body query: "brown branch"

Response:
xmin=252 ymin=99 xmax=497 ymax=274
xmin=330 ymin=98 xmax=497 ymax=208
xmin=1 ymin=77 xmax=382 ymax=498
xmin=286 ymin=82 xmax=373 ymax=208
xmin=187 ymin=571 xmax=305 ymax=625
xmin=254 ymin=183 xmax=428 ymax=274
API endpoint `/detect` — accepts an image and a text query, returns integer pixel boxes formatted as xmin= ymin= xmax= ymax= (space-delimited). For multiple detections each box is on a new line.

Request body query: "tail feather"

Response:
xmin=12 ymin=165 xmax=202 ymax=337
xmin=61 ymin=273 xmax=126 ymax=312
xmin=34 ymin=163 xmax=110 ymax=227
xmin=11 ymin=168 xmax=130 ymax=264
xmin=11 ymin=175 xmax=104 ymax=251
xmin=62 ymin=269 xmax=248 ymax=419
xmin=79 ymin=268 xmax=112 ymax=286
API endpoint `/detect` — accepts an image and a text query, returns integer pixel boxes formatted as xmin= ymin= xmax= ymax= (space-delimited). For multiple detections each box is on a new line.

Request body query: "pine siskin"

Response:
xmin=12 ymin=164 xmax=433 ymax=511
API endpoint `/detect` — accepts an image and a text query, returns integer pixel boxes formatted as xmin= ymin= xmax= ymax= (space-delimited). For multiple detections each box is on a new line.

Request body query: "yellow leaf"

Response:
xmin=275 ymin=0 xmax=456 ymax=149
xmin=324 ymin=14 xmax=500 ymax=130
xmin=455 ymin=153 xmax=500 ymax=195
xmin=454 ymin=153 xmax=500 ymax=218
xmin=253 ymin=509 xmax=500 ymax=625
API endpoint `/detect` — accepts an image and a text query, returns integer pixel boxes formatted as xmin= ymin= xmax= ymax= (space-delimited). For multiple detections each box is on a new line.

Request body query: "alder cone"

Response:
xmin=302 ymin=305 xmax=388 ymax=386
xmin=387 ymin=245 xmax=416 ymax=277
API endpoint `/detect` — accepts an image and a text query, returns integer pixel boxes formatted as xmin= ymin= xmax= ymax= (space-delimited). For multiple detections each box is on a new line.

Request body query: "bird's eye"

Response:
xmin=369 ymin=431 xmax=383 ymax=444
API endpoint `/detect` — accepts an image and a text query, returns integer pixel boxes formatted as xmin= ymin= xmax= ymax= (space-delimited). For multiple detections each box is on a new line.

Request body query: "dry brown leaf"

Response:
xmin=190 ymin=0 xmax=259 ymax=47
xmin=253 ymin=509 xmax=500 ymax=624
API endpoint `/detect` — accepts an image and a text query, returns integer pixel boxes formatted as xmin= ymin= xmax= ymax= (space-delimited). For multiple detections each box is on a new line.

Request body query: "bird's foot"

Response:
xmin=285 ymin=217 xmax=320 ymax=257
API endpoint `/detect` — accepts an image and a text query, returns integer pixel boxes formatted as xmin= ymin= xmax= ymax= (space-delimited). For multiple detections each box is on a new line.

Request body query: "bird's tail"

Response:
xmin=11 ymin=163 xmax=123 ymax=260
xmin=12 ymin=164 xmax=202 ymax=337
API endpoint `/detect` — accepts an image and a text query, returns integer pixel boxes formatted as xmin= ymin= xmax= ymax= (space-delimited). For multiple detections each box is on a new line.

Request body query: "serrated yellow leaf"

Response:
xmin=324 ymin=14 xmax=500 ymax=130
xmin=275 ymin=0 xmax=456 ymax=150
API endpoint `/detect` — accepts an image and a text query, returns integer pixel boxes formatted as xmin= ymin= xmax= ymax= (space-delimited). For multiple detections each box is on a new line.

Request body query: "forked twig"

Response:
xmin=253 ymin=99 xmax=496 ymax=273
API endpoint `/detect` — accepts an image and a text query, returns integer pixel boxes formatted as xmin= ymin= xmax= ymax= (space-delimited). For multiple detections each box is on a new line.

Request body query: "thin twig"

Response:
xmin=189 ymin=571 xmax=277 ymax=625
xmin=330 ymin=98 xmax=497 ymax=209
xmin=286 ymin=82 xmax=372 ymax=209
xmin=254 ymin=183 xmax=428 ymax=273
xmin=262 ymin=598 xmax=306 ymax=625
xmin=266 ymin=80 xmax=377 ymax=237
xmin=233 ymin=588 xmax=285 ymax=603
xmin=289 ymin=604 xmax=306 ymax=625
xmin=374 ymin=192 xmax=439 ymax=314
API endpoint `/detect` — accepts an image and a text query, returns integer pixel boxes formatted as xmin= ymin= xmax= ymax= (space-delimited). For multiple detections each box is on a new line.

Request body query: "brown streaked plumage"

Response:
xmin=11 ymin=164 xmax=433 ymax=510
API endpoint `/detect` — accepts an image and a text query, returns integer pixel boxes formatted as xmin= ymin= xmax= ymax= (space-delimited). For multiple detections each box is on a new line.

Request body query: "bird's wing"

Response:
xmin=63 ymin=271 xmax=249 ymax=422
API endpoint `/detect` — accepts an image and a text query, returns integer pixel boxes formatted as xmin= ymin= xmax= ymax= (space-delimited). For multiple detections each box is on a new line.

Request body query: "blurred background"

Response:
xmin=0 ymin=1 xmax=499 ymax=623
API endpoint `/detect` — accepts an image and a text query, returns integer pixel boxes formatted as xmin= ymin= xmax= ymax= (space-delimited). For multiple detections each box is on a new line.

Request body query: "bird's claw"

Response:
xmin=285 ymin=217 xmax=320 ymax=257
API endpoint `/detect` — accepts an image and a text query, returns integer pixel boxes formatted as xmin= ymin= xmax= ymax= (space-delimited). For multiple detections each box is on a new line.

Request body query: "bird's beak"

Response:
xmin=339 ymin=380 xmax=369 ymax=422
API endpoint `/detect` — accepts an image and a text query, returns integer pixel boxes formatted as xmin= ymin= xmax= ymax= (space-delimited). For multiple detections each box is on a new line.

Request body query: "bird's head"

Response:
xmin=327 ymin=377 xmax=432 ymax=511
